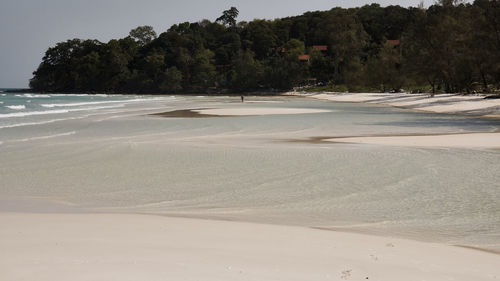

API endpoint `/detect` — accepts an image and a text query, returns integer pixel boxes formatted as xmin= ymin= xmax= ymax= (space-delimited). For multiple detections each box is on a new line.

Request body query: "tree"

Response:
xmin=99 ymin=39 xmax=134 ymax=91
xmin=243 ymin=20 xmax=278 ymax=59
xmin=159 ymin=67 xmax=183 ymax=92
xmin=129 ymin=26 xmax=157 ymax=46
xmin=364 ymin=41 xmax=405 ymax=92
xmin=472 ymin=0 xmax=500 ymax=90
xmin=30 ymin=39 xmax=102 ymax=92
xmin=190 ymin=48 xmax=217 ymax=92
xmin=404 ymin=7 xmax=444 ymax=95
xmin=310 ymin=8 xmax=369 ymax=84
xmin=262 ymin=40 xmax=307 ymax=90
xmin=30 ymin=3 xmax=500 ymax=94
xmin=216 ymin=7 xmax=239 ymax=27
xmin=228 ymin=51 xmax=264 ymax=91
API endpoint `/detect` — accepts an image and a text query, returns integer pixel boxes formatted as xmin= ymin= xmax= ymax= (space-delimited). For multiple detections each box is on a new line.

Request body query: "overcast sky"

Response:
xmin=1 ymin=0 xmax=432 ymax=88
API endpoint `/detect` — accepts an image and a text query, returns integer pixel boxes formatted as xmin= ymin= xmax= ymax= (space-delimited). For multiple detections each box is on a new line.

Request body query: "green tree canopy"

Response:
xmin=30 ymin=4 xmax=500 ymax=94
xmin=216 ymin=7 xmax=239 ymax=27
xmin=129 ymin=26 xmax=157 ymax=46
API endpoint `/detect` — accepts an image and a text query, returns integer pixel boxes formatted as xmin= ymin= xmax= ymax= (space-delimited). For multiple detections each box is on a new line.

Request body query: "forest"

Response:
xmin=29 ymin=0 xmax=500 ymax=94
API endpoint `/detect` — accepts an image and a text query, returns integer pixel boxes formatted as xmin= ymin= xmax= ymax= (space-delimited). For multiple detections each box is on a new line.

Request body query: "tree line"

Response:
xmin=29 ymin=0 xmax=500 ymax=94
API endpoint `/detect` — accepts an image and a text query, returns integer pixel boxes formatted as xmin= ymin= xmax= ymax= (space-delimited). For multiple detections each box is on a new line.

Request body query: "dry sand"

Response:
xmin=291 ymin=92 xmax=500 ymax=118
xmin=1 ymin=212 xmax=499 ymax=281
xmin=329 ymin=132 xmax=500 ymax=149
xmin=287 ymin=92 xmax=500 ymax=149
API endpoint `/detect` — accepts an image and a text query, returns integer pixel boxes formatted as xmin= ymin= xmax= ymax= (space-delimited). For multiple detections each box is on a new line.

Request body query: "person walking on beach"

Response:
xmin=241 ymin=95 xmax=244 ymax=103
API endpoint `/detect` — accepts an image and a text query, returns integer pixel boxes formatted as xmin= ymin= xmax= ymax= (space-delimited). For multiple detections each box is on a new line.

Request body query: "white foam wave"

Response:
xmin=49 ymin=93 xmax=113 ymax=97
xmin=50 ymin=94 xmax=89 ymax=97
xmin=50 ymin=94 xmax=121 ymax=97
xmin=6 ymin=105 xmax=26 ymax=110
xmin=0 ymin=101 xmax=3 ymax=104
xmin=41 ymin=101 xmax=111 ymax=108
xmin=15 ymin=94 xmax=51 ymax=98
xmin=0 ymin=104 xmax=124 ymax=119
xmin=40 ymin=97 xmax=169 ymax=108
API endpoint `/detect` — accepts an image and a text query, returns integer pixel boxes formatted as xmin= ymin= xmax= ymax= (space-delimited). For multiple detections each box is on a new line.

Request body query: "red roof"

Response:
xmin=312 ymin=45 xmax=328 ymax=51
xmin=386 ymin=40 xmax=400 ymax=46
xmin=298 ymin=54 xmax=310 ymax=61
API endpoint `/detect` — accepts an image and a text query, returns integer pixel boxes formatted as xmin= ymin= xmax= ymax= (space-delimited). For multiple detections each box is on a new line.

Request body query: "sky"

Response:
xmin=0 ymin=0 xmax=433 ymax=88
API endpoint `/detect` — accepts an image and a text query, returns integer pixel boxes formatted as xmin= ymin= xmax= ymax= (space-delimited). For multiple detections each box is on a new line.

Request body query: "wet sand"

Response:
xmin=2 ymin=95 xmax=500 ymax=280
xmin=152 ymin=107 xmax=331 ymax=118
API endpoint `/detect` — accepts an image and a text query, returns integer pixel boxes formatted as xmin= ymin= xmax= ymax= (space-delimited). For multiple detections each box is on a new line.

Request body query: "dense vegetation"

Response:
xmin=30 ymin=0 xmax=500 ymax=94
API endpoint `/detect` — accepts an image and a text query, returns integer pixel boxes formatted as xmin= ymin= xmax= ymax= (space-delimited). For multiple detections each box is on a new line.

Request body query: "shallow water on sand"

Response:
xmin=1 ymin=94 xmax=499 ymax=250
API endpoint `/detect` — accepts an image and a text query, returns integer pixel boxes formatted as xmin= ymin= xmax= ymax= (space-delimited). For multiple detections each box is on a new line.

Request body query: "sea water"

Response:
xmin=0 ymin=92 xmax=173 ymax=129
xmin=1 ymin=92 xmax=499 ymax=250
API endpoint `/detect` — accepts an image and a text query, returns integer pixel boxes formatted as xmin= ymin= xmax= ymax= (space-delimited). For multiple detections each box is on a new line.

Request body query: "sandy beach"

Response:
xmin=291 ymin=92 xmax=500 ymax=118
xmin=285 ymin=91 xmax=500 ymax=149
xmin=3 ymin=0 xmax=500 ymax=278
xmin=1 ymin=212 xmax=499 ymax=281
xmin=194 ymin=107 xmax=331 ymax=116
xmin=1 ymin=94 xmax=500 ymax=280
xmin=326 ymin=132 xmax=500 ymax=149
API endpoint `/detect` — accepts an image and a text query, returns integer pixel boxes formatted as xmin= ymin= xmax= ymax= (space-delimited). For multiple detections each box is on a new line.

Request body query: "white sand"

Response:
xmin=291 ymin=92 xmax=500 ymax=118
xmin=330 ymin=132 xmax=500 ymax=149
xmin=284 ymin=92 xmax=500 ymax=148
xmin=1 ymin=212 xmax=499 ymax=281
xmin=194 ymin=107 xmax=330 ymax=116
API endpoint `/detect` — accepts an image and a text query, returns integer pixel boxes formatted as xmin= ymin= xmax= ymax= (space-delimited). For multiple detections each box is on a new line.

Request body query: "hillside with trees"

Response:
xmin=29 ymin=0 xmax=500 ymax=94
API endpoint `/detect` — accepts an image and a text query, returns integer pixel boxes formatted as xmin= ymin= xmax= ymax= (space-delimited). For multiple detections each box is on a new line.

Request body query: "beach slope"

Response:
xmin=1 ymin=213 xmax=499 ymax=281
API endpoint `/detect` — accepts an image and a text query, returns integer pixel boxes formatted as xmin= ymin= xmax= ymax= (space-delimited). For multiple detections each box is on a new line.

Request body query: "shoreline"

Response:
xmin=3 ymin=89 xmax=289 ymax=96
xmin=287 ymin=91 xmax=500 ymax=119
xmin=2 ymin=94 xmax=500 ymax=279
xmin=3 ymin=196 xmax=500 ymax=255
xmin=1 ymin=212 xmax=499 ymax=281
xmin=3 ymin=197 xmax=500 ymax=254
xmin=284 ymin=91 xmax=500 ymax=149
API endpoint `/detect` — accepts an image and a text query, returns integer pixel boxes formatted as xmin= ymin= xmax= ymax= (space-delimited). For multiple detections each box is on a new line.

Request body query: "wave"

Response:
xmin=40 ymin=97 xmax=170 ymax=108
xmin=15 ymin=94 xmax=51 ymax=98
xmin=6 ymin=105 xmax=26 ymax=110
xmin=49 ymin=93 xmax=118 ymax=97
xmin=41 ymin=101 xmax=116 ymax=108
xmin=50 ymin=94 xmax=90 ymax=97
xmin=0 ymin=104 xmax=124 ymax=119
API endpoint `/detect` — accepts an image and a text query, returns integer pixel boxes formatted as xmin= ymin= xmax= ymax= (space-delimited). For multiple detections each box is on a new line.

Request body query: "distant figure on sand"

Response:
xmin=241 ymin=96 xmax=244 ymax=103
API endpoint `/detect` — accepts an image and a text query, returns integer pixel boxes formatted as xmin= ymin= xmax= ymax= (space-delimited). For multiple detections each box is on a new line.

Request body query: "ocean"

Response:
xmin=1 ymin=91 xmax=500 ymax=250
xmin=0 ymin=92 xmax=172 ymax=129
